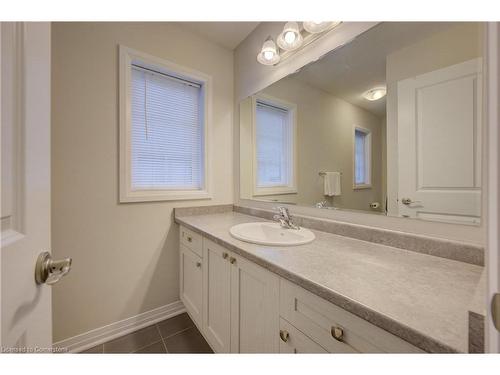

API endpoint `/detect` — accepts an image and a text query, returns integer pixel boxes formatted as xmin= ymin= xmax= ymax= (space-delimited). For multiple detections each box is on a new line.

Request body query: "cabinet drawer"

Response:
xmin=280 ymin=279 xmax=423 ymax=353
xmin=180 ymin=226 xmax=202 ymax=257
xmin=180 ymin=245 xmax=203 ymax=328
xmin=279 ymin=318 xmax=327 ymax=353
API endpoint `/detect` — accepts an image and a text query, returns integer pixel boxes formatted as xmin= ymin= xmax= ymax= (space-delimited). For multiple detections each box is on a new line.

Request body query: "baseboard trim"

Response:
xmin=53 ymin=300 xmax=186 ymax=353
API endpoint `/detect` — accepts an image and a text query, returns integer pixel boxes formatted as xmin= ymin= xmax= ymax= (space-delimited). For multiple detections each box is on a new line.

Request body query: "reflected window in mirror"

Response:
xmin=254 ymin=97 xmax=297 ymax=196
xmin=354 ymin=127 xmax=372 ymax=189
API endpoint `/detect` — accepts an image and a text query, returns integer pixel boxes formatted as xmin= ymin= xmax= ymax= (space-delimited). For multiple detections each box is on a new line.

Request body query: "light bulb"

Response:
xmin=257 ymin=36 xmax=280 ymax=66
xmin=263 ymin=50 xmax=274 ymax=60
xmin=277 ymin=22 xmax=303 ymax=51
xmin=303 ymin=21 xmax=341 ymax=34
xmin=284 ymin=31 xmax=296 ymax=44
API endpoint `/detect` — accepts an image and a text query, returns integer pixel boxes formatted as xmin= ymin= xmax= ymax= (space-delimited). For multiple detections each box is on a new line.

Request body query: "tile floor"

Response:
xmin=81 ymin=313 xmax=213 ymax=354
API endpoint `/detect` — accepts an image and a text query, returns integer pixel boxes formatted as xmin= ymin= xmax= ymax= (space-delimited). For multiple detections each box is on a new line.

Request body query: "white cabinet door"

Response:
xmin=180 ymin=245 xmax=203 ymax=328
xmin=202 ymin=239 xmax=231 ymax=353
xmin=397 ymin=58 xmax=482 ymax=224
xmin=279 ymin=318 xmax=327 ymax=353
xmin=230 ymin=255 xmax=280 ymax=353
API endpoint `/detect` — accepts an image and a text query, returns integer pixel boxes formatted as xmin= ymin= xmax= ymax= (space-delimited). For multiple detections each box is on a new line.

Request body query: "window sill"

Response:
xmin=353 ymin=184 xmax=372 ymax=190
xmin=253 ymin=187 xmax=298 ymax=196
xmin=120 ymin=189 xmax=212 ymax=203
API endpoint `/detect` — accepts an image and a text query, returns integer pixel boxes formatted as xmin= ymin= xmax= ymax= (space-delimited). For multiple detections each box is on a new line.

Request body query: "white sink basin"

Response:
xmin=229 ymin=222 xmax=315 ymax=246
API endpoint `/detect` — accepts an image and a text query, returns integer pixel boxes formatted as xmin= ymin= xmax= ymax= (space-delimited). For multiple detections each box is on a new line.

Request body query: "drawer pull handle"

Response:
xmin=186 ymin=236 xmax=193 ymax=242
xmin=279 ymin=330 xmax=289 ymax=343
xmin=196 ymin=262 xmax=202 ymax=268
xmin=229 ymin=257 xmax=237 ymax=265
xmin=222 ymin=252 xmax=229 ymax=259
xmin=331 ymin=326 xmax=344 ymax=342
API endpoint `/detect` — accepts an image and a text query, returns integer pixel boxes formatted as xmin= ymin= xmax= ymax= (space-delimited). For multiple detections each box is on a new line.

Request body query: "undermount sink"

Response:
xmin=229 ymin=222 xmax=315 ymax=246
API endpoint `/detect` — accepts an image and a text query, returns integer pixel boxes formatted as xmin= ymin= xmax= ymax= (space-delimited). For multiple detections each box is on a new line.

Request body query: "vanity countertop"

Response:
xmin=175 ymin=211 xmax=485 ymax=353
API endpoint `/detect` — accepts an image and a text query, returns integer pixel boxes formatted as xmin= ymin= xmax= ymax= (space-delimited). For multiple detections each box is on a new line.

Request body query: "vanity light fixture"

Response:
xmin=303 ymin=21 xmax=341 ymax=34
xmin=257 ymin=36 xmax=281 ymax=66
xmin=362 ymin=86 xmax=387 ymax=101
xmin=257 ymin=21 xmax=342 ymax=66
xmin=277 ymin=22 xmax=303 ymax=51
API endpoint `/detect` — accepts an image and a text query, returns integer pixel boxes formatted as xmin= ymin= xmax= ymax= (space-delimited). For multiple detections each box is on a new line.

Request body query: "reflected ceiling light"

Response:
xmin=362 ymin=86 xmax=387 ymax=101
xmin=257 ymin=36 xmax=280 ymax=65
xmin=277 ymin=22 xmax=303 ymax=51
xmin=303 ymin=21 xmax=341 ymax=34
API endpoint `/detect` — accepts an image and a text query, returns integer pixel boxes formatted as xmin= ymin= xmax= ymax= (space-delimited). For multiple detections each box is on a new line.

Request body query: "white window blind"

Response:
xmin=255 ymin=101 xmax=292 ymax=187
xmin=131 ymin=65 xmax=204 ymax=190
xmin=354 ymin=129 xmax=369 ymax=185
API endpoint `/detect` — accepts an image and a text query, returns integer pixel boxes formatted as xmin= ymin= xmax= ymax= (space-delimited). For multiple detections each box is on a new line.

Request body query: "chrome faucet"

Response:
xmin=273 ymin=206 xmax=299 ymax=230
xmin=315 ymin=201 xmax=328 ymax=208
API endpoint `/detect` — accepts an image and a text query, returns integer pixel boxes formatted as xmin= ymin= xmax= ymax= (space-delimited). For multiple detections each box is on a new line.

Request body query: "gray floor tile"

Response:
xmin=164 ymin=327 xmax=213 ymax=353
xmin=81 ymin=344 xmax=103 ymax=353
xmin=103 ymin=325 xmax=161 ymax=353
xmin=135 ymin=340 xmax=167 ymax=354
xmin=157 ymin=312 xmax=194 ymax=338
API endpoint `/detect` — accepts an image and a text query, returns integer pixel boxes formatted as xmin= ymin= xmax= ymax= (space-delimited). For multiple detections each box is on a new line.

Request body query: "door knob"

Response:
xmin=35 ymin=251 xmax=72 ymax=285
xmin=279 ymin=329 xmax=290 ymax=343
xmin=401 ymin=198 xmax=421 ymax=206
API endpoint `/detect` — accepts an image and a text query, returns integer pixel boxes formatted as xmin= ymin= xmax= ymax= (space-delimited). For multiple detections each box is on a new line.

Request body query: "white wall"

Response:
xmin=51 ymin=22 xmax=233 ymax=342
xmin=234 ymin=22 xmax=486 ymax=245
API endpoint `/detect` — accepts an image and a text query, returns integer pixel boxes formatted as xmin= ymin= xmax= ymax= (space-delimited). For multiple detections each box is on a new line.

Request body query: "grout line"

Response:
xmin=155 ymin=324 xmax=169 ymax=354
xmin=103 ymin=324 xmax=164 ymax=354
xmin=131 ymin=339 xmax=164 ymax=354
xmin=162 ymin=326 xmax=194 ymax=340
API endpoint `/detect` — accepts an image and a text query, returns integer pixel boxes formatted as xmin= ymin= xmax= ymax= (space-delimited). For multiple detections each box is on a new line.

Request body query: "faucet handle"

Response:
xmin=275 ymin=206 xmax=290 ymax=219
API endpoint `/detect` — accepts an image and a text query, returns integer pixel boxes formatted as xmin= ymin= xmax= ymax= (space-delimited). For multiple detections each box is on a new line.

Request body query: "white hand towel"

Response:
xmin=324 ymin=172 xmax=341 ymax=196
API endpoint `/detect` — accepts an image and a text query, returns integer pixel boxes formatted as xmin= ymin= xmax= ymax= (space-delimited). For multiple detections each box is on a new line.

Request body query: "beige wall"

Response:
xmin=240 ymin=76 xmax=384 ymax=212
xmin=51 ymin=22 xmax=233 ymax=342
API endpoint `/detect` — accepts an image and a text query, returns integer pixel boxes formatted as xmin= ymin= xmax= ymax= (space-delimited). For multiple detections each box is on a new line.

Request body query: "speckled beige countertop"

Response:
xmin=175 ymin=211 xmax=485 ymax=353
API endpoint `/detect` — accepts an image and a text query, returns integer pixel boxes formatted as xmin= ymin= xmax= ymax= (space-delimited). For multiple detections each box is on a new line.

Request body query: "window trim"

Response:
xmin=353 ymin=125 xmax=372 ymax=190
xmin=251 ymin=94 xmax=298 ymax=197
xmin=119 ymin=45 xmax=212 ymax=202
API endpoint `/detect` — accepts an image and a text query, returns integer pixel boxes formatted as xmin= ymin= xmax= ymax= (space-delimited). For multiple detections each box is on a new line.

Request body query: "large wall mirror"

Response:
xmin=239 ymin=22 xmax=485 ymax=225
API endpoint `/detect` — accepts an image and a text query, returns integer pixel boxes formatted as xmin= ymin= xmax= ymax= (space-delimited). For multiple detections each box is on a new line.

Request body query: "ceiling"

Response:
xmin=292 ymin=22 xmax=458 ymax=117
xmin=178 ymin=22 xmax=260 ymax=50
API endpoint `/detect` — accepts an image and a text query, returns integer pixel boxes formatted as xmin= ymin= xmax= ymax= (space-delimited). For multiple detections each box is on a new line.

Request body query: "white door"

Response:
xmin=397 ymin=58 xmax=482 ymax=224
xmin=202 ymin=239 xmax=231 ymax=353
xmin=487 ymin=22 xmax=500 ymax=353
xmin=1 ymin=22 xmax=52 ymax=351
xmin=230 ymin=254 xmax=279 ymax=353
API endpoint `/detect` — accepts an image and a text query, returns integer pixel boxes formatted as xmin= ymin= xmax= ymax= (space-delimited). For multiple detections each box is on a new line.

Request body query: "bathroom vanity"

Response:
xmin=176 ymin=206 xmax=485 ymax=353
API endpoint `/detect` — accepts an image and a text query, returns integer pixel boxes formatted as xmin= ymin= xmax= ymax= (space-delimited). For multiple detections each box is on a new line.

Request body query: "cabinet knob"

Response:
xmin=222 ymin=252 xmax=228 ymax=259
xmin=279 ymin=330 xmax=290 ymax=343
xmin=331 ymin=326 xmax=344 ymax=342
xmin=229 ymin=257 xmax=237 ymax=265
xmin=196 ymin=262 xmax=202 ymax=268
xmin=187 ymin=236 xmax=193 ymax=242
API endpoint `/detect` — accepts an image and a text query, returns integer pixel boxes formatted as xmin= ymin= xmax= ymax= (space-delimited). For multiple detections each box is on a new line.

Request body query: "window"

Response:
xmin=253 ymin=96 xmax=296 ymax=196
xmin=354 ymin=127 xmax=372 ymax=189
xmin=119 ymin=46 xmax=211 ymax=202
